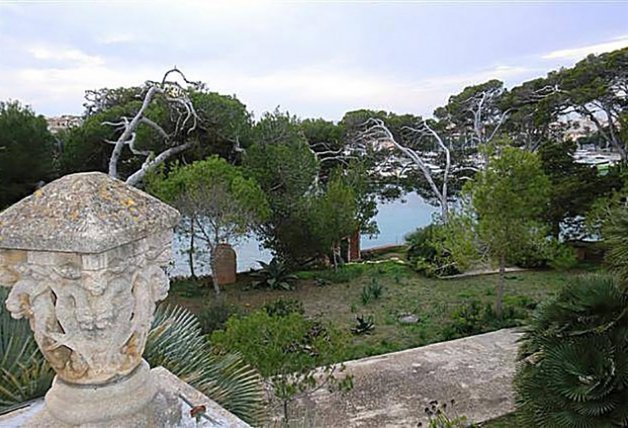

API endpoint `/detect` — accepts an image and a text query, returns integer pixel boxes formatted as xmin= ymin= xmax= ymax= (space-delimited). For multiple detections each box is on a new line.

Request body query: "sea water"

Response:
xmin=168 ymin=192 xmax=437 ymax=277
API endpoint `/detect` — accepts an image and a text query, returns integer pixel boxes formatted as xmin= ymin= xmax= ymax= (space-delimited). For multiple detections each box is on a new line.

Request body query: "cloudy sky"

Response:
xmin=0 ymin=0 xmax=627 ymax=121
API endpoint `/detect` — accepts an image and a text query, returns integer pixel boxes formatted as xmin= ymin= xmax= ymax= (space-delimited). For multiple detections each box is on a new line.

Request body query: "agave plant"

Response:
xmin=0 ymin=286 xmax=266 ymax=424
xmin=251 ymin=258 xmax=298 ymax=291
xmin=351 ymin=315 xmax=375 ymax=335
xmin=0 ymin=287 xmax=54 ymax=413
xmin=514 ymin=274 xmax=628 ymax=427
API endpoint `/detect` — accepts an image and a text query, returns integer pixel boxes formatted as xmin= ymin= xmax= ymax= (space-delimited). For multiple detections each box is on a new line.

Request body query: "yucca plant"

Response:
xmin=0 ymin=288 xmax=266 ymax=424
xmin=0 ymin=287 xmax=54 ymax=413
xmin=145 ymin=304 xmax=267 ymax=424
xmin=514 ymin=274 xmax=628 ymax=427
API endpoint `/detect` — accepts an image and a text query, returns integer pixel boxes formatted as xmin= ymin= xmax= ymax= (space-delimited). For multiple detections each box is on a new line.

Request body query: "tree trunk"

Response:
xmin=189 ymin=220 xmax=196 ymax=279
xmin=495 ymin=253 xmax=506 ymax=318
xmin=209 ymin=250 xmax=221 ymax=295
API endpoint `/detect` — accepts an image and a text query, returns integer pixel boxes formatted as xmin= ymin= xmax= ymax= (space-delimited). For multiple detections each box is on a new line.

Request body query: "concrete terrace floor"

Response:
xmin=289 ymin=328 xmax=521 ymax=427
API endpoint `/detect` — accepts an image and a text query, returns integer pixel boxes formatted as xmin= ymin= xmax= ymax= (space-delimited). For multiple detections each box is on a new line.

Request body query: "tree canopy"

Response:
xmin=0 ymin=101 xmax=55 ymax=209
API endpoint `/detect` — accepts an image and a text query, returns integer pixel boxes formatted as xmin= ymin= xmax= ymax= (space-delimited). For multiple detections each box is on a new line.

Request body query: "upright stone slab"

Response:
xmin=213 ymin=243 xmax=237 ymax=285
xmin=0 ymin=172 xmax=181 ymax=427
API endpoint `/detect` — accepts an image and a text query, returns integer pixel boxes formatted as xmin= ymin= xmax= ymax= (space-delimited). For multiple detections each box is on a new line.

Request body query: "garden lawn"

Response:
xmin=166 ymin=261 xmax=587 ymax=362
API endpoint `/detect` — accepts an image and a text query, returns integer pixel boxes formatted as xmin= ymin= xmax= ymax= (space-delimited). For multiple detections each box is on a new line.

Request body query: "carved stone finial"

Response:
xmin=0 ymin=172 xmax=181 ymax=426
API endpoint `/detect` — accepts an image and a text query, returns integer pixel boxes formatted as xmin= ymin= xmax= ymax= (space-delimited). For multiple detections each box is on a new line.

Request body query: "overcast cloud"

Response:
xmin=0 ymin=0 xmax=627 ymax=120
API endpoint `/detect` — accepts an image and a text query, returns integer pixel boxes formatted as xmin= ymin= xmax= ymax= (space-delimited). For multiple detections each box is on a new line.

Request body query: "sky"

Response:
xmin=0 ymin=0 xmax=627 ymax=121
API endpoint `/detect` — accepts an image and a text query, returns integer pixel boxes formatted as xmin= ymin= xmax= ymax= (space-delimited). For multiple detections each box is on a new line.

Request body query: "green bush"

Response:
xmin=210 ymin=310 xmax=345 ymax=377
xmin=197 ymin=299 xmax=240 ymax=335
xmin=210 ymin=310 xmax=351 ymax=423
xmin=263 ymin=298 xmax=305 ymax=317
xmin=406 ymin=225 xmax=461 ymax=277
xmin=547 ymin=243 xmax=578 ymax=271
xmin=442 ymin=300 xmax=526 ymax=340
xmin=514 ymin=274 xmax=628 ymax=427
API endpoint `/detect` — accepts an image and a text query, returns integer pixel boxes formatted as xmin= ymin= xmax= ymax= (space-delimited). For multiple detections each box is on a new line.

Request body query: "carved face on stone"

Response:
xmin=3 ymin=231 xmax=173 ymax=385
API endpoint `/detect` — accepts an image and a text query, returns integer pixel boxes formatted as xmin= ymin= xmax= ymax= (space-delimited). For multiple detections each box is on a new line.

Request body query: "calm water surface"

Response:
xmin=169 ymin=192 xmax=437 ymax=277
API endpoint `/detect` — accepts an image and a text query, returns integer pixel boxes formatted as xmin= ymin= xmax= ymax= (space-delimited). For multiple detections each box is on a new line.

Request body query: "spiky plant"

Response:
xmin=0 ymin=287 xmax=266 ymax=424
xmin=145 ymin=304 xmax=267 ymax=424
xmin=0 ymin=287 xmax=54 ymax=413
xmin=514 ymin=274 xmax=628 ymax=427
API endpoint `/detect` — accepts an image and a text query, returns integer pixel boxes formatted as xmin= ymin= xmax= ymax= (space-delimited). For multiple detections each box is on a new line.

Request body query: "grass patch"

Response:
xmin=166 ymin=261 xmax=595 ymax=363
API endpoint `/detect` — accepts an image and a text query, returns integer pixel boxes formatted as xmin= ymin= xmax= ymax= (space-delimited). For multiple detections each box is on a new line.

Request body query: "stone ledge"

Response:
xmin=0 ymin=367 xmax=250 ymax=428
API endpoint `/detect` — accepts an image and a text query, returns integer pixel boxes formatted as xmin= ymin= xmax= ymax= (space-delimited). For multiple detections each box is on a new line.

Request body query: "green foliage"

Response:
xmin=602 ymin=205 xmax=628 ymax=282
xmin=514 ymin=274 xmax=628 ymax=427
xmin=210 ymin=310 xmax=345 ymax=377
xmin=464 ymin=144 xmax=551 ymax=315
xmin=419 ymin=399 xmax=478 ymax=428
xmin=466 ymin=145 xmax=551 ymax=260
xmin=538 ymin=141 xmax=620 ymax=239
xmin=60 ymin=86 xmax=252 ymax=179
xmin=442 ymin=299 xmax=527 ymax=340
xmin=360 ymin=278 xmax=384 ymax=305
xmin=210 ymin=310 xmax=351 ymax=423
xmin=0 ymin=101 xmax=56 ymax=208
xmin=546 ymin=242 xmax=579 ymax=271
xmin=145 ymin=305 xmax=266 ymax=424
xmin=351 ymin=315 xmax=375 ymax=335
xmin=406 ymin=224 xmax=463 ymax=277
xmin=0 ymin=287 xmax=54 ymax=412
xmin=197 ymin=299 xmax=240 ymax=335
xmin=251 ymin=258 xmax=298 ymax=290
xmin=148 ymin=156 xmax=269 ymax=292
xmin=263 ymin=298 xmax=305 ymax=318
xmin=148 ymin=156 xmax=270 ymax=239
xmin=0 ymin=293 xmax=266 ymax=424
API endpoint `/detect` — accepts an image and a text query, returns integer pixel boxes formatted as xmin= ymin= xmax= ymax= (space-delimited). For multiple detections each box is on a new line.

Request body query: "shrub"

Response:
xmin=360 ymin=278 xmax=384 ymax=305
xmin=406 ymin=225 xmax=461 ymax=277
xmin=442 ymin=300 xmax=526 ymax=340
xmin=263 ymin=298 xmax=305 ymax=317
xmin=251 ymin=258 xmax=298 ymax=290
xmin=514 ymin=274 xmax=628 ymax=427
xmin=547 ymin=243 xmax=578 ymax=271
xmin=197 ymin=299 xmax=239 ymax=335
xmin=210 ymin=310 xmax=351 ymax=423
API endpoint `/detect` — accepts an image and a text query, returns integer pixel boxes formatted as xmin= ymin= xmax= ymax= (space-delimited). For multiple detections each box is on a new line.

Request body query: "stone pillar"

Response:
xmin=0 ymin=172 xmax=181 ymax=427
xmin=213 ymin=243 xmax=237 ymax=285
xmin=348 ymin=229 xmax=361 ymax=262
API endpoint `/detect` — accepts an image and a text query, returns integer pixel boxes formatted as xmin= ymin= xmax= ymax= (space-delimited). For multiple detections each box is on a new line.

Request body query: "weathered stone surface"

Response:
xmin=1 ymin=172 xmax=183 ymax=426
xmin=3 ymin=231 xmax=173 ymax=384
xmin=0 ymin=367 xmax=251 ymax=428
xmin=284 ymin=329 xmax=521 ymax=427
xmin=213 ymin=243 xmax=237 ymax=285
xmin=397 ymin=313 xmax=419 ymax=324
xmin=0 ymin=172 xmax=180 ymax=253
